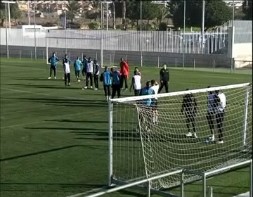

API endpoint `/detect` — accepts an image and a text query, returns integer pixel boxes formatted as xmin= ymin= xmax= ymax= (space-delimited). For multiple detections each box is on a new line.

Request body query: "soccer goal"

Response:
xmin=108 ymin=83 xmax=252 ymax=192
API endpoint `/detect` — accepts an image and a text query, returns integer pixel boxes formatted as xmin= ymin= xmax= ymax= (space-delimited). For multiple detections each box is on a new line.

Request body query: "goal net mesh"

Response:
xmin=111 ymin=83 xmax=252 ymax=190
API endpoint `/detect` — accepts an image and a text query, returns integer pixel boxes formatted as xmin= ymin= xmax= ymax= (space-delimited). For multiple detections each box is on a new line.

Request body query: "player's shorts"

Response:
xmin=152 ymin=99 xmax=158 ymax=111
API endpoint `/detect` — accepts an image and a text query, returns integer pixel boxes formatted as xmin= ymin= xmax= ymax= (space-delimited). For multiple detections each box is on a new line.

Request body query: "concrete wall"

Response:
xmin=233 ymin=43 xmax=252 ymax=68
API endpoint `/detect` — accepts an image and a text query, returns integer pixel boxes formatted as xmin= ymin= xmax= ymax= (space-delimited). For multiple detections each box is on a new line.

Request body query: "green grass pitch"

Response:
xmin=0 ymin=58 xmax=251 ymax=197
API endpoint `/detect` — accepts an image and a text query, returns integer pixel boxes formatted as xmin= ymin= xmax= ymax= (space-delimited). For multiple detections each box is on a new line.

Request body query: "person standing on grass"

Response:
xmin=134 ymin=66 xmax=141 ymax=76
xmin=48 ymin=52 xmax=59 ymax=79
xmin=93 ymin=59 xmax=100 ymax=90
xmin=137 ymin=81 xmax=155 ymax=131
xmin=63 ymin=58 xmax=71 ymax=86
xmin=111 ymin=67 xmax=121 ymax=99
xmin=74 ymin=56 xmax=82 ymax=82
xmin=181 ymin=89 xmax=198 ymax=138
xmin=84 ymin=57 xmax=93 ymax=89
xmin=62 ymin=54 xmax=71 ymax=80
xmin=214 ymin=89 xmax=226 ymax=144
xmin=119 ymin=57 xmax=129 ymax=90
xmin=158 ymin=64 xmax=169 ymax=93
xmin=130 ymin=70 xmax=141 ymax=96
xmin=82 ymin=55 xmax=88 ymax=79
xmin=206 ymin=86 xmax=217 ymax=142
xmin=150 ymin=79 xmax=159 ymax=124
xmin=100 ymin=66 xmax=112 ymax=101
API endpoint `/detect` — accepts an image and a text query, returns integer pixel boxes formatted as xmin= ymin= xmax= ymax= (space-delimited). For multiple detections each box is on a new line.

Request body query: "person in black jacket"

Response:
xmin=93 ymin=59 xmax=100 ymax=90
xmin=181 ymin=89 xmax=198 ymax=138
xmin=158 ymin=64 xmax=169 ymax=93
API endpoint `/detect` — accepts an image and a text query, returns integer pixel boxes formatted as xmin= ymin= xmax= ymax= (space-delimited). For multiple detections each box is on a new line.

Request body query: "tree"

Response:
xmin=66 ymin=0 xmax=80 ymax=23
xmin=168 ymin=0 xmax=232 ymax=30
xmin=10 ymin=4 xmax=21 ymax=22
xmin=243 ymin=0 xmax=252 ymax=19
xmin=0 ymin=2 xmax=6 ymax=26
xmin=0 ymin=2 xmax=21 ymax=26
xmin=126 ymin=1 xmax=160 ymax=24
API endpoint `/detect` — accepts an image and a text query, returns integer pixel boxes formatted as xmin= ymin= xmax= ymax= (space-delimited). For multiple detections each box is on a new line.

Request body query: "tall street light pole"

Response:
xmin=140 ymin=0 xmax=143 ymax=67
xmin=34 ymin=2 xmax=37 ymax=59
xmin=28 ymin=0 xmax=31 ymax=25
xmin=201 ymin=0 xmax=205 ymax=53
xmin=183 ymin=0 xmax=186 ymax=68
xmin=2 ymin=1 xmax=16 ymax=58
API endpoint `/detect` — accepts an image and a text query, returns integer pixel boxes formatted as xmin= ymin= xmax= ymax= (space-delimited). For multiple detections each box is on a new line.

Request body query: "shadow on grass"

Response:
xmin=0 ymin=182 xmax=107 ymax=193
xmin=18 ymin=97 xmax=107 ymax=107
xmin=7 ymin=83 xmax=105 ymax=93
xmin=24 ymin=126 xmax=106 ymax=132
xmin=0 ymin=144 xmax=104 ymax=162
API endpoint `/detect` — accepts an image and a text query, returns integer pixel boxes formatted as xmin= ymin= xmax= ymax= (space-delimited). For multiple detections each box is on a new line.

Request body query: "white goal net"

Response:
xmin=109 ymin=83 xmax=252 ymax=190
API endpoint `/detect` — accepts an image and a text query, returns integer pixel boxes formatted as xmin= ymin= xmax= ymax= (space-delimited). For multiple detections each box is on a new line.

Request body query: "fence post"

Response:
xmin=157 ymin=56 xmax=160 ymax=68
xmin=19 ymin=50 xmax=21 ymax=60
xmin=110 ymin=54 xmax=112 ymax=66
xmin=175 ymin=58 xmax=177 ymax=67
xmin=193 ymin=58 xmax=196 ymax=70
xmin=140 ymin=52 xmax=143 ymax=67
xmin=31 ymin=51 xmax=33 ymax=60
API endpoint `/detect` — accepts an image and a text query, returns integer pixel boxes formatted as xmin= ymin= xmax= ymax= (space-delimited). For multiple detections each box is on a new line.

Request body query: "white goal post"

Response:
xmin=108 ymin=83 xmax=252 ymax=191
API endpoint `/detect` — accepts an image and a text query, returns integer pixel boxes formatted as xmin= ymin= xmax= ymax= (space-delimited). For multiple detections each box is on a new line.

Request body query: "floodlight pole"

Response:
xmin=232 ymin=0 xmax=235 ymax=27
xmin=201 ymin=0 xmax=205 ymax=53
xmin=140 ymin=0 xmax=143 ymax=67
xmin=106 ymin=2 xmax=109 ymax=31
xmin=64 ymin=10 xmax=67 ymax=54
xmin=34 ymin=2 xmax=37 ymax=59
xmin=28 ymin=0 xmax=30 ymax=25
xmin=183 ymin=0 xmax=186 ymax=69
xmin=2 ymin=1 xmax=16 ymax=58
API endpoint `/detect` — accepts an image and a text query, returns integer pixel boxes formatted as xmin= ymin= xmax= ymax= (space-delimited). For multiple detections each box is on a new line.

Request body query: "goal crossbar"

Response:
xmin=110 ymin=83 xmax=251 ymax=103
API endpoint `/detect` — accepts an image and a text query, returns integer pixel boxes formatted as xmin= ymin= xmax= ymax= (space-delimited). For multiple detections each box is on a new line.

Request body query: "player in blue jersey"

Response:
xmin=74 ymin=56 xmax=82 ymax=82
xmin=100 ymin=66 xmax=112 ymax=101
xmin=111 ymin=67 xmax=121 ymax=99
xmin=137 ymin=81 xmax=155 ymax=131
xmin=48 ymin=52 xmax=59 ymax=79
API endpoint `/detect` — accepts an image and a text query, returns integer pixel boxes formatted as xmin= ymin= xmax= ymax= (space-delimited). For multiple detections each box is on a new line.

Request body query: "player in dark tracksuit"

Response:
xmin=82 ymin=55 xmax=88 ymax=78
xmin=93 ymin=59 xmax=100 ymax=90
xmin=158 ymin=64 xmax=169 ymax=93
xmin=181 ymin=90 xmax=198 ymax=138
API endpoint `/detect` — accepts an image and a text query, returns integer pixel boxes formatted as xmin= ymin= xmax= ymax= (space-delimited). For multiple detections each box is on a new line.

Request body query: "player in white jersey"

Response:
xmin=215 ymin=89 xmax=226 ymax=144
xmin=130 ymin=71 xmax=141 ymax=96
xmin=206 ymin=86 xmax=217 ymax=142
xmin=63 ymin=61 xmax=71 ymax=86
xmin=150 ymin=79 xmax=159 ymax=124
